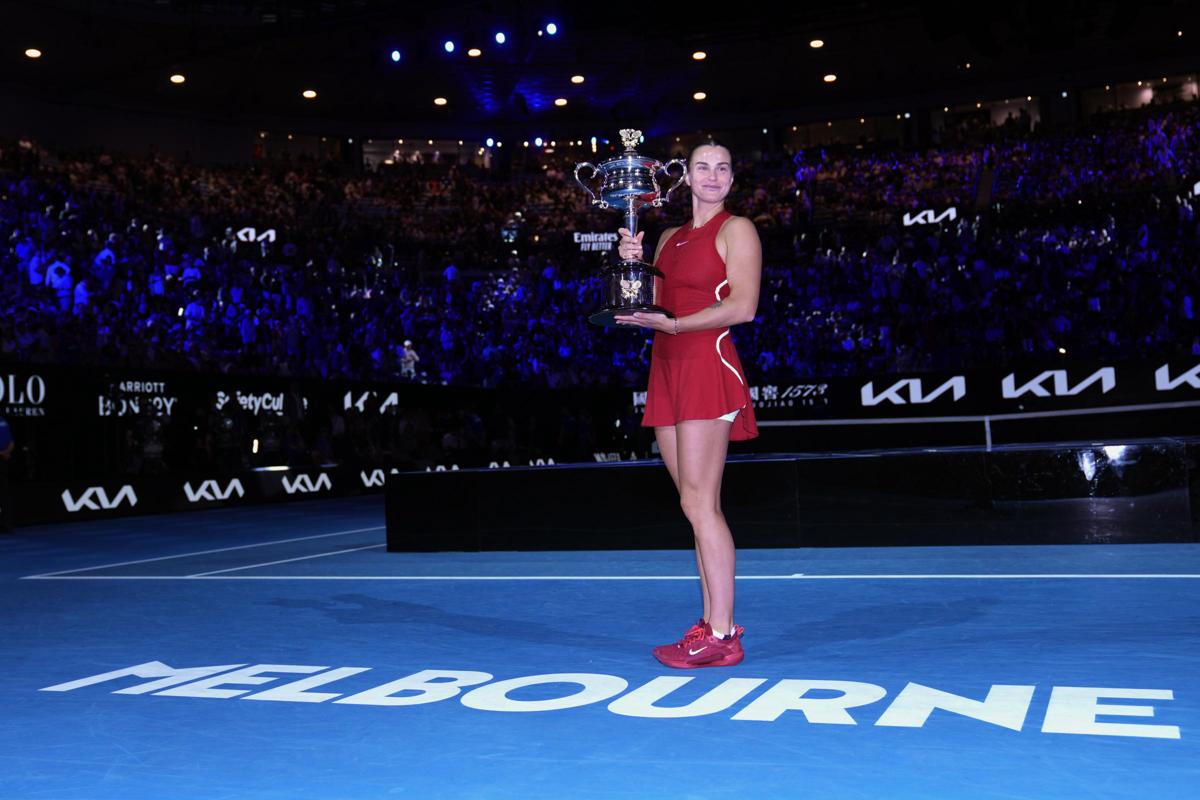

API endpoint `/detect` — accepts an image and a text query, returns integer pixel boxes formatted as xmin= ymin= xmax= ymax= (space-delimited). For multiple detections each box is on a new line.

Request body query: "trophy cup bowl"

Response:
xmin=574 ymin=129 xmax=688 ymax=327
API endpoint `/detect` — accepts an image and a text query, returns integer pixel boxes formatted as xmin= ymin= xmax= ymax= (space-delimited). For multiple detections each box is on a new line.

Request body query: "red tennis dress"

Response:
xmin=641 ymin=209 xmax=759 ymax=441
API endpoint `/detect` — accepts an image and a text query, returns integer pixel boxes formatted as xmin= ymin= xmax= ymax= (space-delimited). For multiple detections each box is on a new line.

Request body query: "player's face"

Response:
xmin=686 ymin=146 xmax=733 ymax=203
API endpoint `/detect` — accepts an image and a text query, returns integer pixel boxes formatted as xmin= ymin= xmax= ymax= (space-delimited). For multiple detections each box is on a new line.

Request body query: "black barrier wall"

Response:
xmin=3 ymin=358 xmax=1200 ymax=524
xmin=32 ymin=467 xmax=370 ymax=524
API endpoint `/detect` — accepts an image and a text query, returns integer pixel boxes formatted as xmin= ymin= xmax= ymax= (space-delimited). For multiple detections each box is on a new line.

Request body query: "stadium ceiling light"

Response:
xmin=434 ymin=97 xmax=448 ymax=105
xmin=391 ymin=49 xmax=401 ymax=62
xmin=495 ymin=32 xmax=507 ymax=44
xmin=302 ymin=89 xmax=317 ymax=99
xmin=692 ymin=51 xmax=707 ymax=60
xmin=554 ymin=97 xmax=568 ymax=106
xmin=25 ymin=48 xmax=42 ymax=59
xmin=823 ymin=74 xmax=837 ymax=83
xmin=468 ymin=48 xmax=482 ymax=57
xmin=169 ymin=74 xmax=186 ymax=84
xmin=545 ymin=22 xmax=558 ymax=36
xmin=693 ymin=91 xmax=707 ymax=101
xmin=809 ymin=39 xmax=824 ymax=48
xmin=571 ymin=75 xmax=585 ymax=84
xmin=444 ymin=40 xmax=455 ymax=53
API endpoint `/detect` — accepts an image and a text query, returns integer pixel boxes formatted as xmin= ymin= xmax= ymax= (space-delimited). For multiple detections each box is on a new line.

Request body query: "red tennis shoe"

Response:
xmin=651 ymin=618 xmax=707 ymax=664
xmin=654 ymin=622 xmax=745 ymax=668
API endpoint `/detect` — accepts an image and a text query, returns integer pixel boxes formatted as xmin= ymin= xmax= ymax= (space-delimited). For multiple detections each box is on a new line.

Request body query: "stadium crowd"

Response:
xmin=2 ymin=99 xmax=1199 ymax=394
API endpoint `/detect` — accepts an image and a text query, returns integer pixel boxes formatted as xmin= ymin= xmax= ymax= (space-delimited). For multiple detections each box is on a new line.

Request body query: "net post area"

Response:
xmin=384 ymin=440 xmax=1200 ymax=552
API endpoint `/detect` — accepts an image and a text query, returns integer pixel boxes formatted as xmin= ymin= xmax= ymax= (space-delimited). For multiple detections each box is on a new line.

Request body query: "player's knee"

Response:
xmin=679 ymin=487 xmax=719 ymax=523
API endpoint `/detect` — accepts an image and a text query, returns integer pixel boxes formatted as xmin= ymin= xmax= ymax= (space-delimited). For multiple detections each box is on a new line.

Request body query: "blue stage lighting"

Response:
xmin=444 ymin=40 xmax=455 ymax=53
xmin=495 ymin=32 xmax=506 ymax=44
xmin=486 ymin=137 xmax=495 ymax=147
xmin=534 ymin=137 xmax=543 ymax=146
xmin=545 ymin=22 xmax=558 ymax=36
xmin=390 ymin=49 xmax=401 ymax=62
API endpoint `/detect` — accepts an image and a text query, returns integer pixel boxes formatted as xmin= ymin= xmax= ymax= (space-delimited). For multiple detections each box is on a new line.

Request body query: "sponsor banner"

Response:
xmin=572 ymin=231 xmax=618 ymax=252
xmin=665 ymin=359 xmax=1200 ymax=422
xmin=214 ymin=389 xmax=295 ymax=416
xmin=633 ymin=382 xmax=832 ymax=414
xmin=902 ymin=206 xmax=958 ymax=226
xmin=98 ymin=378 xmax=180 ymax=417
xmin=61 ymin=484 xmax=138 ymax=513
xmin=280 ymin=472 xmax=333 ymax=495
xmin=4 ymin=359 xmax=1197 ymax=526
xmin=22 ymin=468 xmax=371 ymax=524
xmin=183 ymin=478 xmax=247 ymax=504
xmin=0 ymin=370 xmax=49 ymax=418
xmin=235 ymin=226 xmax=276 ymax=243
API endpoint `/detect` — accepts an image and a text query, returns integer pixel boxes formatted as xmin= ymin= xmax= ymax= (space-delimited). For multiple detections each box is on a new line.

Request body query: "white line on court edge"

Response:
xmin=18 ymin=573 xmax=1200 ymax=581
xmin=187 ymin=543 xmax=387 ymax=577
xmin=19 ymin=525 xmax=385 ymax=579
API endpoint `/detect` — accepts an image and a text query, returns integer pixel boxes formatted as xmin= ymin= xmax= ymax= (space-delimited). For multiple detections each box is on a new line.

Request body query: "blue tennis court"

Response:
xmin=2 ymin=496 xmax=1197 ymax=798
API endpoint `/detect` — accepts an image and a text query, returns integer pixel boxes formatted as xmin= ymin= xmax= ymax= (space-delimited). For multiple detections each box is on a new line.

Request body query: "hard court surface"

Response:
xmin=1 ymin=496 xmax=1197 ymax=798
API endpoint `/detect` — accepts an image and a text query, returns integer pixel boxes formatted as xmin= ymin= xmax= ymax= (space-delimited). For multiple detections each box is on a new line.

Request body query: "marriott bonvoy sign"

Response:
xmin=41 ymin=660 xmax=1180 ymax=740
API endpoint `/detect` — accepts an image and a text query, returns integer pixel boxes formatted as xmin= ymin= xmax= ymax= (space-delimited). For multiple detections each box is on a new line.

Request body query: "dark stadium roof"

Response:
xmin=3 ymin=0 xmax=1200 ymax=139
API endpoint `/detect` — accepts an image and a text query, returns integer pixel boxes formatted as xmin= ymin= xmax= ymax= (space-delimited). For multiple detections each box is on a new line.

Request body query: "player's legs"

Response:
xmin=675 ymin=418 xmax=735 ymax=635
xmin=656 ymin=424 xmax=711 ymax=622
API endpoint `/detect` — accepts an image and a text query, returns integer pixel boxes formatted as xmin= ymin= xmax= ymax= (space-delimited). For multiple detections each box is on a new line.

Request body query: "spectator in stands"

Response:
xmin=400 ymin=339 xmax=420 ymax=379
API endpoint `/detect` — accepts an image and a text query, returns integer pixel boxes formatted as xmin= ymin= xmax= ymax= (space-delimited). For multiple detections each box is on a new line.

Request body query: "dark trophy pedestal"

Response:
xmin=587 ymin=261 xmax=673 ymax=327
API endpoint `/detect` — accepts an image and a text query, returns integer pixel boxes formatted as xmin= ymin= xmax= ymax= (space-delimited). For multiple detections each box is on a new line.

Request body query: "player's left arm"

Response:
xmin=676 ymin=216 xmax=761 ymax=333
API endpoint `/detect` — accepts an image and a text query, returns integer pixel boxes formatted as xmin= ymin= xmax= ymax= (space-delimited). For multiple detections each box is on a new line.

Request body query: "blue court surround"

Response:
xmin=1 ymin=496 xmax=1197 ymax=798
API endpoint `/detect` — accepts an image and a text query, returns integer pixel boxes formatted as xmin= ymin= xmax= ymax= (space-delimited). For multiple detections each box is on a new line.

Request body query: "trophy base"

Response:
xmin=589 ymin=305 xmax=675 ymax=328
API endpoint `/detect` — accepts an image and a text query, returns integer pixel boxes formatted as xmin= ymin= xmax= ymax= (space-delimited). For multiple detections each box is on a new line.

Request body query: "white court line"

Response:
xmin=188 ymin=543 xmax=386 ymax=577
xmin=19 ymin=573 xmax=1200 ymax=581
xmin=20 ymin=525 xmax=385 ymax=579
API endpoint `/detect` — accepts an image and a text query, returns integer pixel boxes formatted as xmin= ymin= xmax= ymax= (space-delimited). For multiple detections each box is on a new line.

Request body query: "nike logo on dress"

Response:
xmin=688 ymin=646 xmax=708 ymax=655
xmin=675 ymin=241 xmax=689 ymax=246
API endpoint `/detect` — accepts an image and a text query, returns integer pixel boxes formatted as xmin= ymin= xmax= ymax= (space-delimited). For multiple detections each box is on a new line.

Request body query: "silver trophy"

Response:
xmin=574 ymin=129 xmax=688 ymax=326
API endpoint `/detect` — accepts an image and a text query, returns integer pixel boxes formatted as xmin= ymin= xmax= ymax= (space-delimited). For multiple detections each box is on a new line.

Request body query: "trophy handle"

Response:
xmin=652 ymin=158 xmax=688 ymax=207
xmin=574 ymin=162 xmax=608 ymax=209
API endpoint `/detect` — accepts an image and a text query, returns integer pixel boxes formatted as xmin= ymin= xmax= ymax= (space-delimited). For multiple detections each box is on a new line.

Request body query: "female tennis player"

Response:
xmin=615 ymin=140 xmax=761 ymax=667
